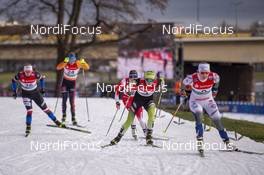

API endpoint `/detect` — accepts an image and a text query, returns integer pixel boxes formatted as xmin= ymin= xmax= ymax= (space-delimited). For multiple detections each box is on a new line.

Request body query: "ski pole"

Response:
xmin=54 ymin=71 xmax=64 ymax=114
xmin=106 ymin=109 xmax=119 ymax=136
xmin=163 ymin=103 xmax=182 ymax=133
xmin=118 ymin=95 xmax=132 ymax=122
xmin=155 ymin=92 xmax=163 ymax=118
xmin=118 ymin=107 xmax=126 ymax=122
xmin=175 ymin=99 xmax=186 ymax=125
xmin=158 ymin=106 xmax=162 ymax=117
xmin=82 ymin=69 xmax=90 ymax=122
xmin=54 ymin=97 xmax=59 ymax=114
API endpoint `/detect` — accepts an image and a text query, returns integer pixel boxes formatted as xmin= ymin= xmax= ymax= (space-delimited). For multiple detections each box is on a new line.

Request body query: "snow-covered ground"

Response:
xmin=0 ymin=97 xmax=264 ymax=175
xmin=223 ymin=112 xmax=264 ymax=124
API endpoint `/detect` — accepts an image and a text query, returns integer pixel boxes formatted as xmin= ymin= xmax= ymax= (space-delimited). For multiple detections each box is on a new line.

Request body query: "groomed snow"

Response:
xmin=0 ymin=97 xmax=264 ymax=175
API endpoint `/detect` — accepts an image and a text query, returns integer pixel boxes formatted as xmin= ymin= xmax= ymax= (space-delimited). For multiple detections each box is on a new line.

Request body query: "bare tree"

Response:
xmin=0 ymin=0 xmax=168 ymax=96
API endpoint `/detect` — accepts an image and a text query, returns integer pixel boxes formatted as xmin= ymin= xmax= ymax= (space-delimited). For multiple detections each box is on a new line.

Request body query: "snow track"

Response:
xmin=0 ymin=97 xmax=263 ymax=175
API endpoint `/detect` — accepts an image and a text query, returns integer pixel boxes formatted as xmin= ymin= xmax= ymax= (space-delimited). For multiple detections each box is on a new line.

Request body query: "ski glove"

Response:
xmin=116 ymin=101 xmax=121 ymax=110
xmin=64 ymin=57 xmax=70 ymax=63
xmin=80 ymin=58 xmax=86 ymax=64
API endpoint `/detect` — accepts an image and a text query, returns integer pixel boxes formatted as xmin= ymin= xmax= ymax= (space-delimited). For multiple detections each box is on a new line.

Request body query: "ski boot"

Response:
xmin=72 ymin=116 xmax=78 ymax=126
xmin=146 ymin=129 xmax=153 ymax=145
xmin=25 ymin=124 xmax=31 ymax=137
xmin=131 ymin=125 xmax=138 ymax=140
xmin=54 ymin=120 xmax=66 ymax=128
xmin=110 ymin=133 xmax=123 ymax=145
xmin=224 ymin=139 xmax=238 ymax=151
xmin=196 ymin=137 xmax=204 ymax=156
xmin=110 ymin=128 xmax=124 ymax=145
xmin=61 ymin=114 xmax=66 ymax=123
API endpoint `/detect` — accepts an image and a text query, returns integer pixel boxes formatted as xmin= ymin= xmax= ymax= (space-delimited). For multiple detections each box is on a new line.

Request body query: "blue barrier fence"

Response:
xmin=217 ymin=101 xmax=264 ymax=115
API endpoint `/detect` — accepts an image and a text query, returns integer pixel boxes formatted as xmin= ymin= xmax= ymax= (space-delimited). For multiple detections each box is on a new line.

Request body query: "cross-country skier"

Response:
xmin=56 ymin=52 xmax=89 ymax=125
xmin=11 ymin=64 xmax=65 ymax=136
xmin=115 ymin=70 xmax=147 ymax=139
xmin=180 ymin=63 xmax=236 ymax=153
xmin=110 ymin=70 xmax=161 ymax=146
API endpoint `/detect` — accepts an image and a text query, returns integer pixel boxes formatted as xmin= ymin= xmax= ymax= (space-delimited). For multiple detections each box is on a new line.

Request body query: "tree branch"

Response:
xmin=39 ymin=0 xmax=57 ymax=14
xmin=64 ymin=0 xmax=83 ymax=48
xmin=74 ymin=0 xmax=102 ymax=53
xmin=0 ymin=0 xmax=21 ymax=15
xmin=56 ymin=0 xmax=64 ymax=46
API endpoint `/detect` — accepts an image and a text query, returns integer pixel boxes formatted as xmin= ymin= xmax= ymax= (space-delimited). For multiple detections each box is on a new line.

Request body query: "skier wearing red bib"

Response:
xmin=115 ymin=70 xmax=147 ymax=139
xmin=56 ymin=52 xmax=89 ymax=125
xmin=181 ymin=63 xmax=236 ymax=152
xmin=11 ymin=64 xmax=65 ymax=136
xmin=110 ymin=71 xmax=160 ymax=146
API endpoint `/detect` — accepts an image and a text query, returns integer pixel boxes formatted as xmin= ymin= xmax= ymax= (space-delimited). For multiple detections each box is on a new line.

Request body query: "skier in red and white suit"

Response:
xmin=181 ymin=63 xmax=236 ymax=151
xmin=115 ymin=70 xmax=147 ymax=138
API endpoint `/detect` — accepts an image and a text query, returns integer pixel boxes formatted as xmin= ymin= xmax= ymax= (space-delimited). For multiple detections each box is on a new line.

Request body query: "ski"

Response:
xmin=102 ymin=143 xmax=162 ymax=149
xmin=220 ymin=149 xmax=264 ymax=155
xmin=101 ymin=143 xmax=116 ymax=149
xmin=235 ymin=149 xmax=264 ymax=155
xmin=68 ymin=124 xmax=86 ymax=128
xmin=144 ymin=143 xmax=162 ymax=148
xmin=62 ymin=122 xmax=86 ymax=128
xmin=46 ymin=124 xmax=91 ymax=134
xmin=139 ymin=136 xmax=169 ymax=141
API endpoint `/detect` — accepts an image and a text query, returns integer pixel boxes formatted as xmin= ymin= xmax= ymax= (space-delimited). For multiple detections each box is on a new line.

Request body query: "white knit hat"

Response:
xmin=198 ymin=63 xmax=210 ymax=72
xmin=24 ymin=65 xmax=33 ymax=72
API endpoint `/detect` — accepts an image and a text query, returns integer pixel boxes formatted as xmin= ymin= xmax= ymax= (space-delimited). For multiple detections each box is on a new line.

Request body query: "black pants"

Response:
xmin=22 ymin=89 xmax=55 ymax=124
xmin=22 ymin=89 xmax=49 ymax=112
xmin=131 ymin=92 xmax=154 ymax=114
xmin=61 ymin=78 xmax=76 ymax=117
